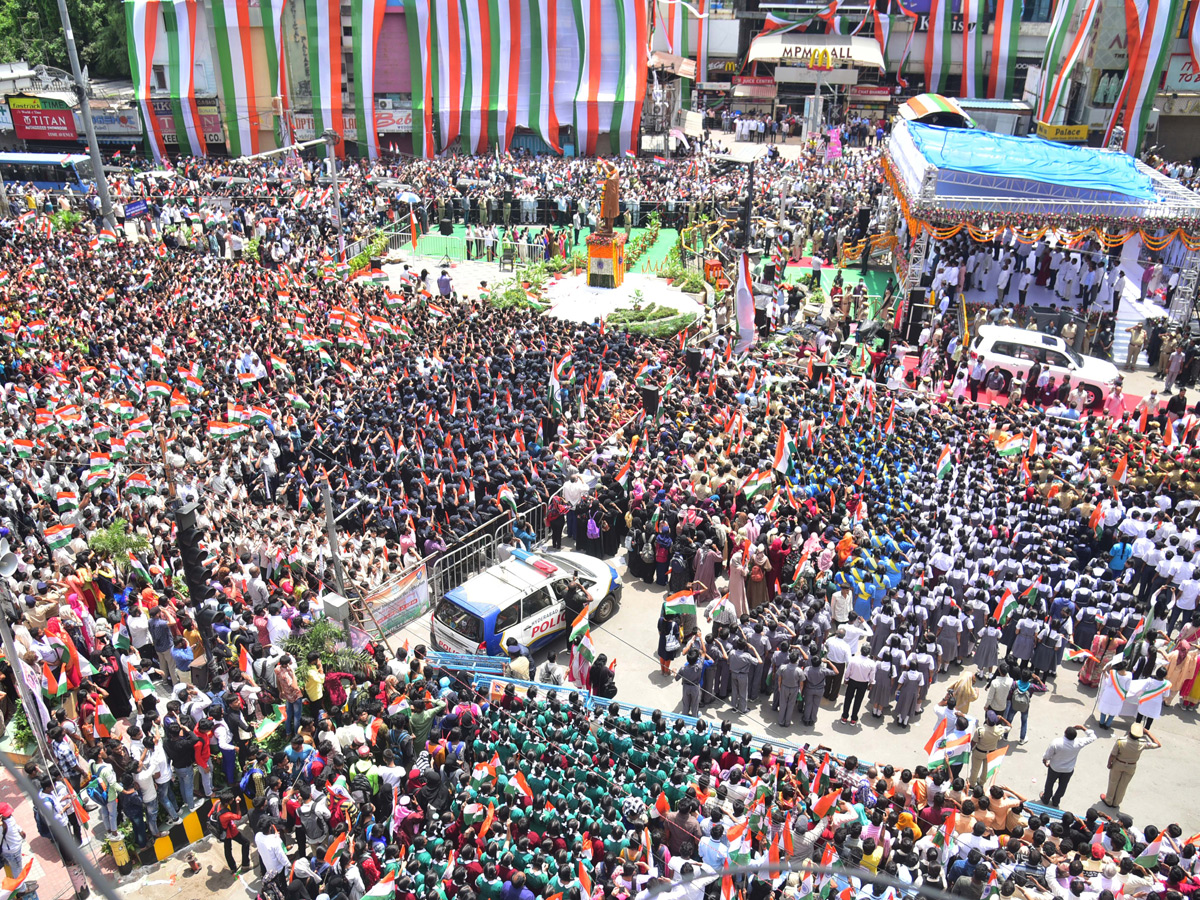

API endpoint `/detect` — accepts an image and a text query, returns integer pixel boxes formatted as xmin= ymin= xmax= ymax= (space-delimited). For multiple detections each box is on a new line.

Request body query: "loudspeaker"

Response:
xmin=763 ymin=263 xmax=776 ymax=284
xmin=369 ymin=257 xmax=383 ymax=270
xmin=640 ymin=386 xmax=660 ymax=416
xmin=685 ymin=348 xmax=702 ymax=374
xmin=857 ymin=206 xmax=871 ymax=233
xmin=439 ymin=219 xmax=453 ymax=236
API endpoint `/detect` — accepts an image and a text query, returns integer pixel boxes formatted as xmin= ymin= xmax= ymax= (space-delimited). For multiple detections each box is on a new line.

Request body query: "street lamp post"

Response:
xmin=52 ymin=0 xmax=116 ymax=229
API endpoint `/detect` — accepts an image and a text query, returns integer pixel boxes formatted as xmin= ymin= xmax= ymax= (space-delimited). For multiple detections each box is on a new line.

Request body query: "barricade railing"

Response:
xmin=425 ymin=651 xmax=507 ymax=676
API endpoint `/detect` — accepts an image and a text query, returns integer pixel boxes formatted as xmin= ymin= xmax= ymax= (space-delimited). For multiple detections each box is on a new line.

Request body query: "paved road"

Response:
xmin=389 ymin=547 xmax=1200 ymax=832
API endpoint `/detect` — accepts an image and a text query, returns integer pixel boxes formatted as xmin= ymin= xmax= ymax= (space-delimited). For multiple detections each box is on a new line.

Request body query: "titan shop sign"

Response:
xmin=6 ymin=94 xmax=78 ymax=141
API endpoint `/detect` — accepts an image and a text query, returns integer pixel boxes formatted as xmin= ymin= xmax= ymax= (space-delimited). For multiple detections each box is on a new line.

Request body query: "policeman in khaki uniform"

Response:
xmin=1100 ymin=722 xmax=1161 ymax=808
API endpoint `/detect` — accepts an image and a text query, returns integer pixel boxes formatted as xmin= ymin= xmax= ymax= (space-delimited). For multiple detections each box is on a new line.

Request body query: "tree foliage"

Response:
xmin=0 ymin=0 xmax=128 ymax=81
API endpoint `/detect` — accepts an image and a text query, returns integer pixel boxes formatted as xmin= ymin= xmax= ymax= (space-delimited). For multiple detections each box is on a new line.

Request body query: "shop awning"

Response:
xmin=746 ymin=33 xmax=884 ymax=68
xmin=733 ymin=83 xmax=778 ymax=99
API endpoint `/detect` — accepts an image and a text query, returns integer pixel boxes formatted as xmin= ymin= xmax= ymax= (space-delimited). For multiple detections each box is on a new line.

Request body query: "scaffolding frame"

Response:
xmin=885 ymin=120 xmax=1200 ymax=324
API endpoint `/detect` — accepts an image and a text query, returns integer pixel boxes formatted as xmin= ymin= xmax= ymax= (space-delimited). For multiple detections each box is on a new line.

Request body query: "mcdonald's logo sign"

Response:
xmin=808 ymin=48 xmax=834 ymax=69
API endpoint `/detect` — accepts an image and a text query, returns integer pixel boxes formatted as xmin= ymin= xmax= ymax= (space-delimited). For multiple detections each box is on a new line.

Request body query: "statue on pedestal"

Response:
xmin=597 ymin=159 xmax=620 ymax=236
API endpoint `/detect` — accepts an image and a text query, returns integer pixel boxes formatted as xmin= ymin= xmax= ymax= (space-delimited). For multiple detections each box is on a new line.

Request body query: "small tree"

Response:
xmin=282 ymin=618 xmax=373 ymax=683
xmin=87 ymin=519 xmax=150 ymax=570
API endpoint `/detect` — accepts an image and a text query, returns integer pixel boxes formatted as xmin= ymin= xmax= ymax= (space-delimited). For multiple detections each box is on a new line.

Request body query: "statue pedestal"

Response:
xmin=586 ymin=233 xmax=627 ymax=289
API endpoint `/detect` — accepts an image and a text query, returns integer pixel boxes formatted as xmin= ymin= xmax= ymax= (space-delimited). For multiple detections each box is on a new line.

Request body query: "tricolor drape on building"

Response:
xmin=161 ymin=0 xmax=208 ymax=156
xmin=1105 ymin=0 xmax=1187 ymax=153
xmin=987 ymin=0 xmax=1023 ymax=99
xmin=125 ymin=0 xmax=168 ymax=163
xmin=351 ymin=0 xmax=387 ymax=158
xmin=960 ymin=0 xmax=983 ymax=99
xmin=1037 ymin=0 xmax=1100 ymax=121
xmin=923 ymin=0 xmax=953 ymax=93
xmin=304 ymin=0 xmax=345 ymax=156
xmin=261 ymin=0 xmax=291 ymax=145
xmin=404 ymin=0 xmax=646 ymax=157
xmin=124 ymin=0 xmax=208 ymax=160
xmin=211 ymin=0 xmax=260 ymax=156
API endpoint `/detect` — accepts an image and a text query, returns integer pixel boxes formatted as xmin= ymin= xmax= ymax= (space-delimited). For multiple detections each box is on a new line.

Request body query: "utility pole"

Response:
xmin=321 ymin=481 xmax=347 ymax=596
xmin=53 ymin=0 xmax=116 ymax=229
xmin=741 ymin=159 xmax=755 ymax=250
xmin=322 ymin=129 xmax=346 ymax=260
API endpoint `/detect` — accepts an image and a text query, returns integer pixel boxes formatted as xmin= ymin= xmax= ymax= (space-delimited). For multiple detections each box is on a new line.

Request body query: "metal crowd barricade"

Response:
xmin=425 ymin=651 xmax=507 ymax=677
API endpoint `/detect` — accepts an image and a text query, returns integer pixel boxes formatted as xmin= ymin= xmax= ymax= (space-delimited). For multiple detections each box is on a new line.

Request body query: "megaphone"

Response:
xmin=0 ymin=553 xmax=17 ymax=579
xmin=0 ymin=539 xmax=10 ymax=558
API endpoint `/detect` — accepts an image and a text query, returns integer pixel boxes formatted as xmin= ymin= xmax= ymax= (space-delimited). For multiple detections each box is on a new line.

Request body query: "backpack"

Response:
xmin=750 ymin=564 xmax=765 ymax=583
xmin=1010 ymin=685 xmax=1032 ymax=713
xmin=586 ymin=517 xmax=600 ymax=540
xmin=206 ymin=800 xmax=225 ymax=837
xmin=640 ymin=540 xmax=656 ymax=564
xmin=349 ymin=775 xmax=374 ymax=806
xmin=670 ymin=552 xmax=685 ymax=574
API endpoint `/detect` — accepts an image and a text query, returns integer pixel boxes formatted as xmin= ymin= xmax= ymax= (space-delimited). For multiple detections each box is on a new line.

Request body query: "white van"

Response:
xmin=429 ymin=549 xmax=621 ymax=656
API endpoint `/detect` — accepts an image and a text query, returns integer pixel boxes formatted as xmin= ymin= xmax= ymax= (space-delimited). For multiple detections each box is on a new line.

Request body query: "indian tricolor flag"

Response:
xmin=128 ymin=662 xmax=154 ymax=701
xmin=936 ymin=445 xmax=953 ymax=479
xmin=125 ymin=472 xmax=154 ymax=495
xmin=237 ymin=372 xmax=258 ymax=387
xmin=45 ymin=524 xmax=72 ymax=550
xmin=570 ymin=606 xmax=590 ymax=642
xmin=146 ymin=380 xmax=170 ymax=400
xmin=664 ymin=590 xmax=697 ymax=617
xmin=773 ymin=425 xmax=797 ymax=475
xmin=288 ymin=392 xmax=310 ymax=410
xmin=56 ymin=491 xmax=79 ymax=511
xmin=94 ymin=701 xmax=116 ymax=737
xmin=994 ymin=589 xmax=1019 ymax=624
xmin=126 ymin=551 xmax=151 ymax=583
xmin=1064 ymin=648 xmax=1097 ymax=663
xmin=994 ymin=434 xmax=1027 ymax=457
xmin=741 ymin=468 xmax=774 ymax=500
xmin=12 ymin=438 xmax=32 ymax=458
xmin=984 ymin=746 xmax=1008 ymax=782
xmin=42 ymin=661 xmax=68 ymax=699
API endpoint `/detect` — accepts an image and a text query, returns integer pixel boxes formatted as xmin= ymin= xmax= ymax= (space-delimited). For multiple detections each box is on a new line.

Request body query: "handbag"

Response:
xmin=664 ymin=633 xmax=681 ymax=653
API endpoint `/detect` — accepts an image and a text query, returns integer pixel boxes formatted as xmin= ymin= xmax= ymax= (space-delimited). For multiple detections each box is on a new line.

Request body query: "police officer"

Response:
xmin=729 ymin=638 xmax=762 ymax=714
xmin=677 ymin=649 xmax=704 ymax=717
xmin=776 ymin=651 xmax=804 ymax=727
xmin=1100 ymin=722 xmax=1161 ymax=808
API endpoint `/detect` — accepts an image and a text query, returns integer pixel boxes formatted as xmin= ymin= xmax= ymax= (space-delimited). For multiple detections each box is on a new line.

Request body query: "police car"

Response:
xmin=430 ymin=549 xmax=622 ymax=656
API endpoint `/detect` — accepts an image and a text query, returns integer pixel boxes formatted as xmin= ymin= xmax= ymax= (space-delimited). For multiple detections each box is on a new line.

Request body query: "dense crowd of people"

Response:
xmin=4 ymin=136 xmax=1200 ymax=900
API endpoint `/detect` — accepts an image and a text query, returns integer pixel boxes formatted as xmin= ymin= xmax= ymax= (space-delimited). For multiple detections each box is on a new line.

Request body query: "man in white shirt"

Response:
xmin=255 ymin=821 xmax=290 ymax=882
xmin=1040 ymin=725 xmax=1097 ymax=807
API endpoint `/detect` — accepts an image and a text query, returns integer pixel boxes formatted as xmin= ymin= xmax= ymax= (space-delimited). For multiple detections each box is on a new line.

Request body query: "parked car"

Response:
xmin=971 ymin=324 xmax=1119 ymax=408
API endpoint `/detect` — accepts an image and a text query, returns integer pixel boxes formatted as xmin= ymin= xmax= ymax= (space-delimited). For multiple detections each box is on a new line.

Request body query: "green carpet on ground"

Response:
xmin=408 ymin=223 xmax=680 ymax=271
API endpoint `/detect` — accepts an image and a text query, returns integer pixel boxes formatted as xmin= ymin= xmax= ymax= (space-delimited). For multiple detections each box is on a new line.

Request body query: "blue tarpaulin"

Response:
xmin=906 ymin=123 xmax=1161 ymax=204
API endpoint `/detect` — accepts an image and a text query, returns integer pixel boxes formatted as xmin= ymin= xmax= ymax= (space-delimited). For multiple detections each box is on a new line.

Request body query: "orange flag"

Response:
xmin=477 ymin=802 xmax=495 ymax=845
xmin=579 ymin=860 xmax=593 ymax=900
xmin=511 ymin=770 xmax=534 ymax=801
xmin=655 ymin=791 xmax=670 ymax=817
